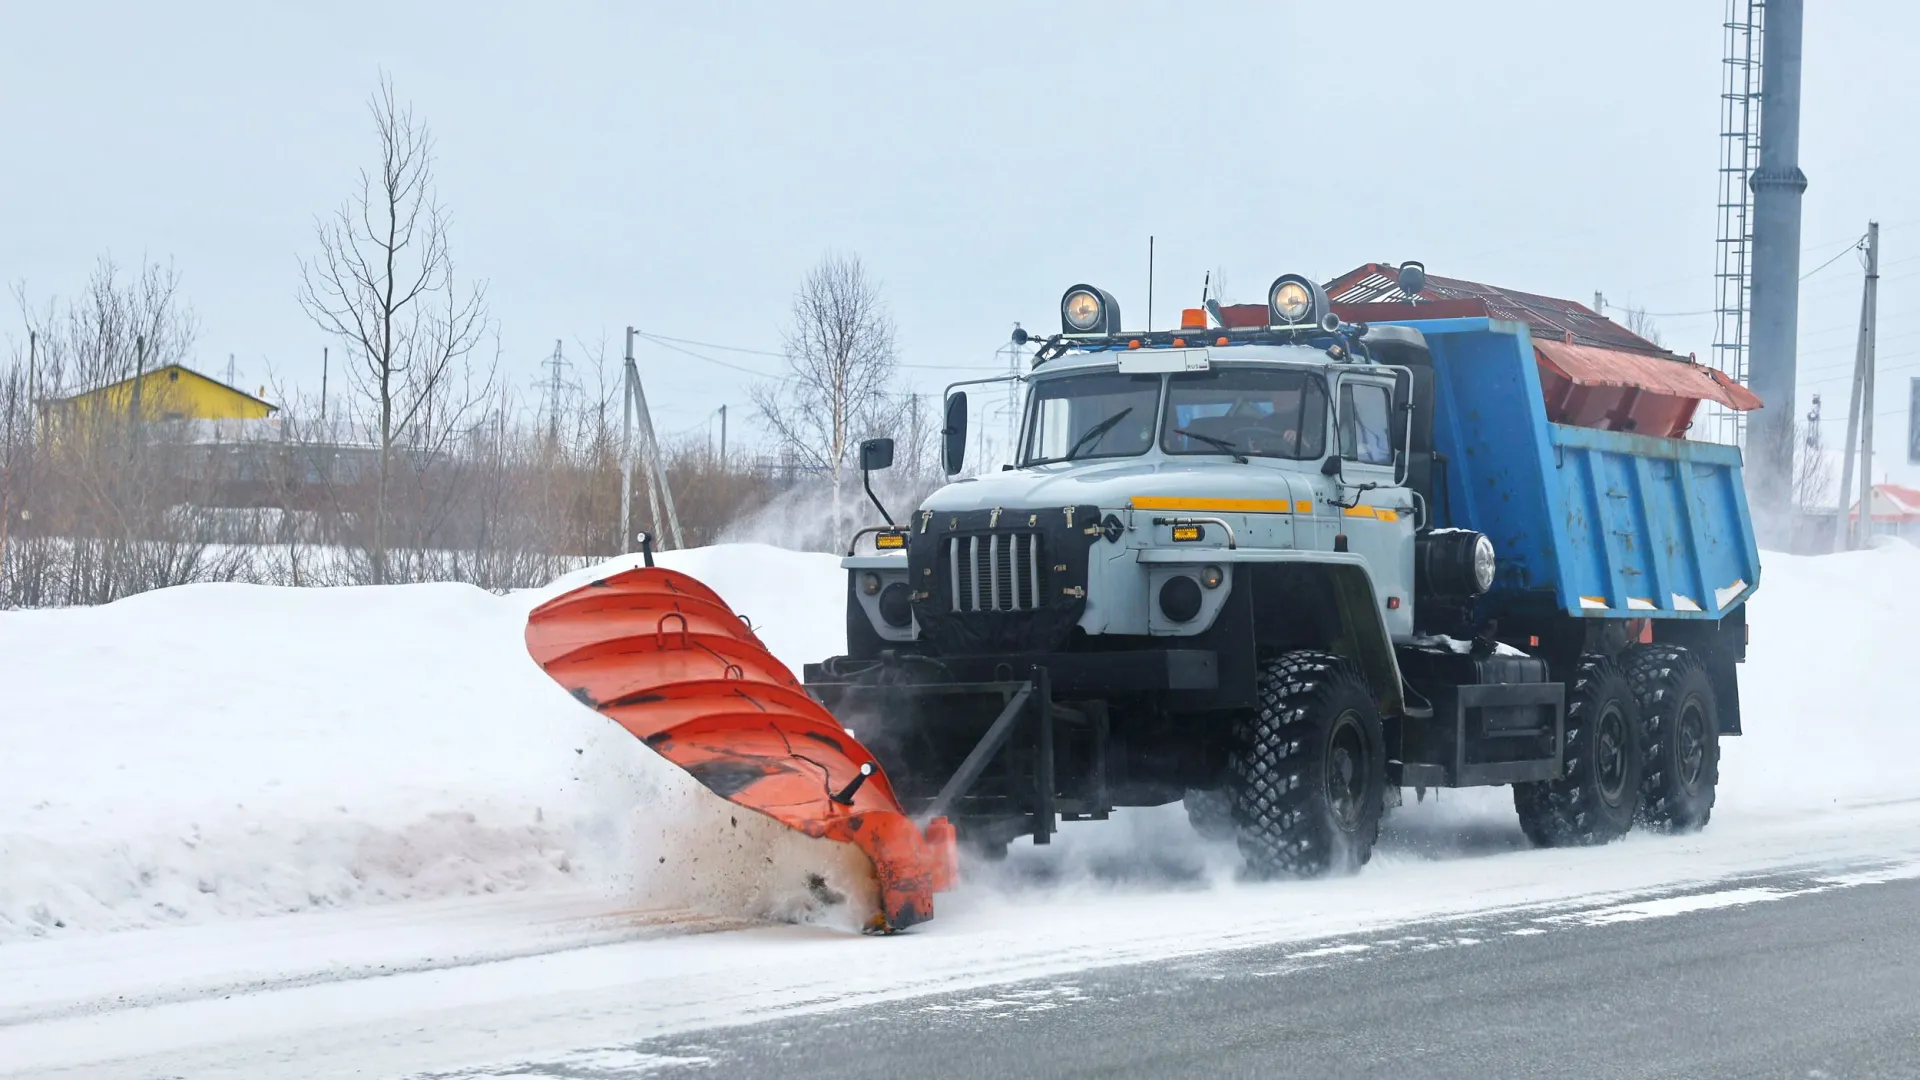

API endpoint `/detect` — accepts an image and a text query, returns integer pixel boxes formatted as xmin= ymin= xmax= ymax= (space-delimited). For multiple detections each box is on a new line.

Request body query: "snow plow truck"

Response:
xmin=529 ymin=262 xmax=1763 ymax=931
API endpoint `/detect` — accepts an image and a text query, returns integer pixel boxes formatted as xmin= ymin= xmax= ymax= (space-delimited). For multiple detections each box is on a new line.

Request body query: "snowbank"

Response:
xmin=1718 ymin=539 xmax=1920 ymax=811
xmin=4 ymin=538 xmax=1918 ymax=945
xmin=0 ymin=544 xmax=868 ymax=942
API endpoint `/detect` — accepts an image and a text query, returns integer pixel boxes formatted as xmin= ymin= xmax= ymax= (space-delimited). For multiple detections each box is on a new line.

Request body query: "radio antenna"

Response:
xmin=1147 ymin=235 xmax=1155 ymax=332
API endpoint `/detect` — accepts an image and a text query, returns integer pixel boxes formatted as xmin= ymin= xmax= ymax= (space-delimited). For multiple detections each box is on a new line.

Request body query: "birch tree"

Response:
xmin=298 ymin=74 xmax=491 ymax=583
xmin=750 ymin=253 xmax=898 ymax=485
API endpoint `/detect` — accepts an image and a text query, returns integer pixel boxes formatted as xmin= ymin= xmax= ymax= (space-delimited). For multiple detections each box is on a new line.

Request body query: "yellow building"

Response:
xmin=38 ymin=364 xmax=279 ymax=428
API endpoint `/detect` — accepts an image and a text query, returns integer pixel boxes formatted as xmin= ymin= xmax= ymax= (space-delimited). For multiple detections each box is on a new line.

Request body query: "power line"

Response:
xmin=1626 ymin=235 xmax=1868 ymax=323
xmin=1798 ymin=235 xmax=1868 ymax=283
xmin=636 ymin=333 xmax=776 ymax=377
xmin=642 ymin=332 xmax=785 ymax=358
xmin=636 ymin=329 xmax=1006 ymax=375
xmin=1616 ymin=304 xmax=1716 ymax=318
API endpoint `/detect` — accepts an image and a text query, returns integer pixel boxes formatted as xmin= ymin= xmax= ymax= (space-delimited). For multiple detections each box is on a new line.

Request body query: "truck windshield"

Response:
xmin=1162 ymin=367 xmax=1328 ymax=460
xmin=1021 ymin=372 xmax=1162 ymax=465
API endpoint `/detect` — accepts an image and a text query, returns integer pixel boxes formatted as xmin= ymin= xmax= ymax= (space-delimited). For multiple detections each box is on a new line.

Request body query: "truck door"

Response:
xmin=1333 ymin=374 xmax=1416 ymax=639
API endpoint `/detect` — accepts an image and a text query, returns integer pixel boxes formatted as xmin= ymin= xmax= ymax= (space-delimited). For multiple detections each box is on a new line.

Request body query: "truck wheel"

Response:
xmin=1513 ymin=655 xmax=1643 ymax=846
xmin=1228 ymin=652 xmax=1385 ymax=877
xmin=1625 ymin=645 xmax=1719 ymax=832
xmin=1182 ymin=788 xmax=1236 ymax=841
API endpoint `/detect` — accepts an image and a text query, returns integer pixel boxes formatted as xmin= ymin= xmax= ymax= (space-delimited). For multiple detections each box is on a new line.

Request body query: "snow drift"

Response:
xmin=0 ymin=545 xmax=870 ymax=942
xmin=2 ymin=539 xmax=1917 ymax=944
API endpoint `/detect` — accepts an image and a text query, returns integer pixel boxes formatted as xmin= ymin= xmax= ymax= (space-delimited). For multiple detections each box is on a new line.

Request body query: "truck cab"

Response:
xmin=809 ymin=266 xmax=1756 ymax=876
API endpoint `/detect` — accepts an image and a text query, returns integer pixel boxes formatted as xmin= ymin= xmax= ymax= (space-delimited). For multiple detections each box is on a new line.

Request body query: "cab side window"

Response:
xmin=1339 ymin=383 xmax=1394 ymax=466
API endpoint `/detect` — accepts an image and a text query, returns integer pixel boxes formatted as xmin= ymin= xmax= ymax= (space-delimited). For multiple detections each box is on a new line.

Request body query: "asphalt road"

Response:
xmin=598 ymin=869 xmax=1920 ymax=1080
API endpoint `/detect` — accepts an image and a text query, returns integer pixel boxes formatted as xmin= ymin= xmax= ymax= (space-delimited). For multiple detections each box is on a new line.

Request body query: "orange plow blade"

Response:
xmin=526 ymin=565 xmax=957 ymax=930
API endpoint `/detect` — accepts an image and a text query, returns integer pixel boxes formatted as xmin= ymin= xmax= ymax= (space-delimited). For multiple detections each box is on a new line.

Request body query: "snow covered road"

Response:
xmin=626 ymin=865 xmax=1920 ymax=1080
xmin=7 ymin=797 xmax=1920 ymax=1078
xmin=3 ymin=542 xmax=1918 ymax=1077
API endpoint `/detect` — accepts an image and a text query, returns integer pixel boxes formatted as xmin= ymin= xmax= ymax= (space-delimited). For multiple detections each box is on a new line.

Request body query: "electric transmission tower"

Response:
xmin=1000 ymin=323 xmax=1026 ymax=460
xmin=538 ymin=339 xmax=574 ymax=445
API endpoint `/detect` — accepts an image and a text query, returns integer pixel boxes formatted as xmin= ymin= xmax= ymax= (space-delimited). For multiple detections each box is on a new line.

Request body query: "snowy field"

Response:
xmin=0 ymin=544 xmax=872 ymax=944
xmin=3 ymin=540 xmax=1919 ymax=1078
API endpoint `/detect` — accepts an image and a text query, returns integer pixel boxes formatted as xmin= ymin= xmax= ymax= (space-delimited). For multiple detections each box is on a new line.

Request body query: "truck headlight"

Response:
xmin=861 ymin=572 xmax=882 ymax=596
xmin=1200 ymin=564 xmax=1224 ymax=589
xmin=1473 ymin=535 xmax=1497 ymax=594
xmin=878 ymin=582 xmax=913 ymax=627
xmin=1159 ymin=575 xmax=1203 ymax=623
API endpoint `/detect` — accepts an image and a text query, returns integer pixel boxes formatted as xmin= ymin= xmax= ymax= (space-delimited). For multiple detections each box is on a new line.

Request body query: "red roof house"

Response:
xmin=1850 ymin=483 xmax=1920 ymax=539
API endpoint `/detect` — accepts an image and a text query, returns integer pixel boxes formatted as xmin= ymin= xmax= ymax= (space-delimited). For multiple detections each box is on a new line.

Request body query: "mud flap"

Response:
xmin=525 ymin=565 xmax=958 ymax=930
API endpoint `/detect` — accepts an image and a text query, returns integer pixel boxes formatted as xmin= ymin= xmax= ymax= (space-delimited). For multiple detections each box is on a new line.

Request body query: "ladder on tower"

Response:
xmin=1711 ymin=0 xmax=1764 ymax=447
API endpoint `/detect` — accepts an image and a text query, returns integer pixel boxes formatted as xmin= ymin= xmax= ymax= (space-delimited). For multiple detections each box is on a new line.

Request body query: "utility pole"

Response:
xmin=128 ymin=334 xmax=147 ymax=459
xmin=1834 ymin=223 xmax=1879 ymax=550
xmin=1745 ymin=0 xmax=1809 ymax=529
xmin=26 ymin=331 xmax=36 ymax=445
xmin=621 ymin=329 xmax=635 ymax=554
xmin=1857 ymin=222 xmax=1881 ymax=548
xmin=619 ymin=327 xmax=683 ymax=552
xmin=718 ymin=404 xmax=727 ymax=463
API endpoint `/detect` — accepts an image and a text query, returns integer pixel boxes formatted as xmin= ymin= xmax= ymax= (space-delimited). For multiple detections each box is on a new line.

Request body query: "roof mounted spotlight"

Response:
xmin=1060 ymin=284 xmax=1123 ymax=335
xmin=1396 ymin=260 xmax=1428 ymax=299
xmin=1266 ymin=274 xmax=1331 ymax=329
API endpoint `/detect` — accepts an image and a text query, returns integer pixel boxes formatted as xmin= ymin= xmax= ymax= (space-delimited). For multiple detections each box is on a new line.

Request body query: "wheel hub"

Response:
xmin=1595 ymin=703 xmax=1630 ymax=804
xmin=1326 ymin=711 xmax=1371 ymax=831
xmin=1676 ymin=697 xmax=1708 ymax=790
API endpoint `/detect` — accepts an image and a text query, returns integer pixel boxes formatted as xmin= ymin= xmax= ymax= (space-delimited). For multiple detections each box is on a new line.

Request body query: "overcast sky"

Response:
xmin=5 ymin=1 xmax=1918 ymax=477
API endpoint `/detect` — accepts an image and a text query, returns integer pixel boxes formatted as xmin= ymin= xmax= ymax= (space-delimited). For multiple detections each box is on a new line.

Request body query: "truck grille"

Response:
xmin=949 ymin=533 xmax=1045 ymax=612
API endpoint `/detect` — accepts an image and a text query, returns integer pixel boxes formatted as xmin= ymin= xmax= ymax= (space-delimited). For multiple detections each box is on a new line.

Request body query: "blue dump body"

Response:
xmin=1385 ymin=316 xmax=1761 ymax=621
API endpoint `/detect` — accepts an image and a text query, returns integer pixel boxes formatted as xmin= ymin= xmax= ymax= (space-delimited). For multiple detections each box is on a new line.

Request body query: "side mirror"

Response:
xmin=942 ymin=392 xmax=968 ymax=475
xmin=859 ymin=437 xmax=894 ymax=472
xmin=1321 ymin=455 xmax=1344 ymax=477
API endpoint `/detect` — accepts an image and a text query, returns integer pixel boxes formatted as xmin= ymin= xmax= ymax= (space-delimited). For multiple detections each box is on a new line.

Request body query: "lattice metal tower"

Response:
xmin=1711 ymin=0 xmax=1765 ymax=446
xmin=995 ymin=325 xmax=1026 ymax=465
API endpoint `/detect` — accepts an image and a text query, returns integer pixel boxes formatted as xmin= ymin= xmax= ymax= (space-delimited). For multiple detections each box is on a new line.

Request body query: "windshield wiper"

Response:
xmin=1059 ymin=407 xmax=1134 ymax=462
xmin=1174 ymin=428 xmax=1249 ymax=463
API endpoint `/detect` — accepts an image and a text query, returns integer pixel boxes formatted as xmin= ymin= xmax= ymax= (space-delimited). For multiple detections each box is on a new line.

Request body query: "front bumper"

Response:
xmin=804 ymin=647 xmax=1219 ymax=696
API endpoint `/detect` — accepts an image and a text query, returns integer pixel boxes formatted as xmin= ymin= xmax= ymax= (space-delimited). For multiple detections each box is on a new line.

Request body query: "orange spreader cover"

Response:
xmin=525 ymin=565 xmax=956 ymax=930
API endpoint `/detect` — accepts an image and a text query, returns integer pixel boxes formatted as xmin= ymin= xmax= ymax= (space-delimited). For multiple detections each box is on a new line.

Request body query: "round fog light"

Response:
xmin=1200 ymin=565 xmax=1225 ymax=590
xmin=878 ymin=582 xmax=913 ymax=628
xmin=1472 ymin=535 xmax=1497 ymax=594
xmin=1159 ymin=575 xmax=1203 ymax=623
xmin=860 ymin=572 xmax=882 ymax=596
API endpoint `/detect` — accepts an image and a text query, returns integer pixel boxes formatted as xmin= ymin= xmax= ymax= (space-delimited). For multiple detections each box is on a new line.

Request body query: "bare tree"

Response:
xmin=1624 ymin=306 xmax=1665 ymax=349
xmin=750 ymin=253 xmax=898 ymax=485
xmin=298 ymin=73 xmax=492 ymax=583
xmin=2 ymin=260 xmax=249 ymax=607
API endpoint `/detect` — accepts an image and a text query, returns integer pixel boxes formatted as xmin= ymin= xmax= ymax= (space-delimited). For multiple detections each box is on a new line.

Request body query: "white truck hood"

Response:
xmin=919 ymin=457 xmax=1315 ymax=514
